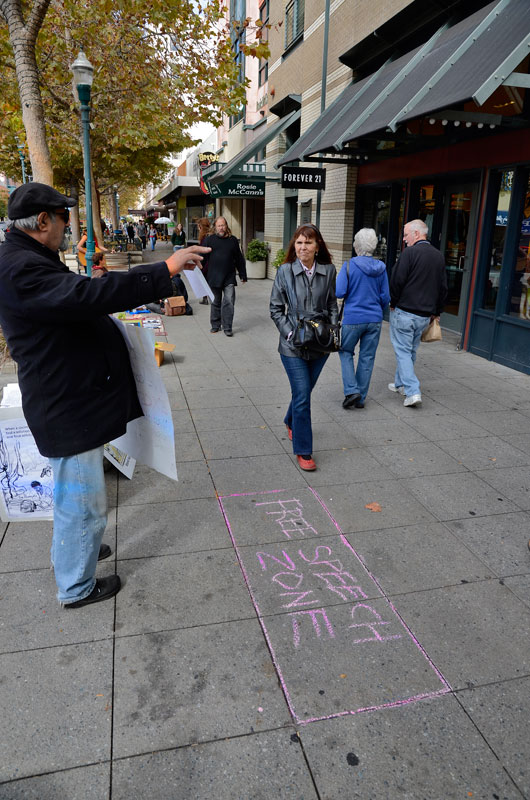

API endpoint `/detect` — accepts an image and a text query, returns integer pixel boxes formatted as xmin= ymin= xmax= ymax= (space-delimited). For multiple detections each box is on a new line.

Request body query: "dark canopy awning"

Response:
xmin=208 ymin=109 xmax=301 ymax=185
xmin=277 ymin=0 xmax=530 ymax=166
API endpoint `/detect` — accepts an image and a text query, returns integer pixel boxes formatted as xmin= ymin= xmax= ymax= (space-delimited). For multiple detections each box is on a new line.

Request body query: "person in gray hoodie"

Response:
xmin=336 ymin=228 xmax=390 ymax=409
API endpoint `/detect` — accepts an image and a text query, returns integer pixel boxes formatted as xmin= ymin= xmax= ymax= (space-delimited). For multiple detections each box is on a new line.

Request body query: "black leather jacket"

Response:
xmin=270 ymin=260 xmax=338 ymax=359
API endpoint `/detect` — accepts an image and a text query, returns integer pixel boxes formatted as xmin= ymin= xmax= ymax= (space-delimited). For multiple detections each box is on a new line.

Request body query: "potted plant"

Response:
xmin=245 ymin=238 xmax=268 ymax=279
xmin=273 ymin=248 xmax=286 ymax=269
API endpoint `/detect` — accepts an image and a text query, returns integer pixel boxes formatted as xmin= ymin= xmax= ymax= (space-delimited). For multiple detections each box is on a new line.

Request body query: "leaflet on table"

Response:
xmin=181 ymin=266 xmax=214 ymax=301
xmin=110 ymin=319 xmax=177 ymax=481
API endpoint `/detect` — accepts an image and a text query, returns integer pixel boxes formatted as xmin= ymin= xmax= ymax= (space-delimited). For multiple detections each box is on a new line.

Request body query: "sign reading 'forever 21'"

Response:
xmin=281 ymin=166 xmax=326 ymax=190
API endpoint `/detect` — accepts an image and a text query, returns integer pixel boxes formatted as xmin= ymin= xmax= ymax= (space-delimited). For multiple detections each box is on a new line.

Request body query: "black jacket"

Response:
xmin=390 ymin=240 xmax=448 ymax=317
xmin=270 ymin=261 xmax=338 ymax=360
xmin=0 ymin=229 xmax=174 ymax=457
xmin=203 ymin=234 xmax=246 ymax=288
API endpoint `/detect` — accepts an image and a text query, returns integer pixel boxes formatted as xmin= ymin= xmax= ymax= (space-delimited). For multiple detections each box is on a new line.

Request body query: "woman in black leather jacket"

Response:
xmin=270 ymin=224 xmax=338 ymax=471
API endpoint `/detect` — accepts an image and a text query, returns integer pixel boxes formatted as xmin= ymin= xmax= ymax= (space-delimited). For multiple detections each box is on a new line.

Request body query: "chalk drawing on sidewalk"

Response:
xmin=219 ymin=487 xmax=451 ymax=726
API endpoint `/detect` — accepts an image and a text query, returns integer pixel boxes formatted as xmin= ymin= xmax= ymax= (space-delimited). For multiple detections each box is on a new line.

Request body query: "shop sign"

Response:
xmin=281 ymin=166 xmax=326 ymax=190
xmin=199 ymin=152 xmax=220 ymax=196
xmin=206 ymin=177 xmax=265 ymax=198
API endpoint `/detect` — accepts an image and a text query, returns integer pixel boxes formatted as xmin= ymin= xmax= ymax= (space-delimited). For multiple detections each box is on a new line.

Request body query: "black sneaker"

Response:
xmin=224 ymin=330 xmax=233 ymax=337
xmin=210 ymin=327 xmax=220 ymax=333
xmin=342 ymin=393 xmax=361 ymax=409
xmin=64 ymin=575 xmax=121 ymax=608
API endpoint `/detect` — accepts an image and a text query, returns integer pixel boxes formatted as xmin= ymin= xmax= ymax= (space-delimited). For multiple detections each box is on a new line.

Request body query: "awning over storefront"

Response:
xmin=208 ymin=108 xmax=301 ymax=184
xmin=278 ymin=0 xmax=530 ymax=166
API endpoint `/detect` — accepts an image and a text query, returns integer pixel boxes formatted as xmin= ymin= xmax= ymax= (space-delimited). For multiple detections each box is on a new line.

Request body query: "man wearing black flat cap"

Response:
xmin=0 ymin=183 xmax=210 ymax=608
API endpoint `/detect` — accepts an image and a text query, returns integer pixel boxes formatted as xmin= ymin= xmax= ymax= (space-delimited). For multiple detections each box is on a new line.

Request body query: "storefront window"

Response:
xmin=481 ymin=171 xmax=512 ymax=311
xmin=418 ymin=184 xmax=436 ymax=239
xmin=358 ymin=187 xmax=390 ymax=260
xmin=509 ymin=174 xmax=530 ymax=320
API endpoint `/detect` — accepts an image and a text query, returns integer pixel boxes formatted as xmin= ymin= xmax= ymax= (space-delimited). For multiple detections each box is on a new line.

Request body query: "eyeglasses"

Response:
xmin=54 ymin=208 xmax=70 ymax=224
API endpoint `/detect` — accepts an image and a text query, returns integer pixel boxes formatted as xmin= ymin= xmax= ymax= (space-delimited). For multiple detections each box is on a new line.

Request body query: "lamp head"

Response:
xmin=71 ymin=51 xmax=94 ymax=99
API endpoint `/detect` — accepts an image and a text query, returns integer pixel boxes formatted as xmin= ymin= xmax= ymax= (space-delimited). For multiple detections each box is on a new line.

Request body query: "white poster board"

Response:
xmin=110 ymin=321 xmax=177 ymax=481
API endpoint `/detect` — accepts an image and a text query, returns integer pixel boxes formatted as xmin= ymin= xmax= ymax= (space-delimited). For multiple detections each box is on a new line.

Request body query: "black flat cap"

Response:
xmin=8 ymin=182 xmax=77 ymax=220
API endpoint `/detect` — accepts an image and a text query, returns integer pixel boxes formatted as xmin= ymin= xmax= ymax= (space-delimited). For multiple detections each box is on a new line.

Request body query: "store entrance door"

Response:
xmin=440 ymin=184 xmax=479 ymax=332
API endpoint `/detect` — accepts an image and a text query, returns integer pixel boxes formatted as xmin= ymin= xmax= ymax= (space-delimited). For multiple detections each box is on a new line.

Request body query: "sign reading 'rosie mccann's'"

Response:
xmin=207 ymin=178 xmax=265 ymax=199
xmin=281 ymin=166 xmax=326 ymax=190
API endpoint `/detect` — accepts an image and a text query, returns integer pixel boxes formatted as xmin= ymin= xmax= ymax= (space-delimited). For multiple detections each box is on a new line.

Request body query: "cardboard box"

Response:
xmin=154 ymin=341 xmax=176 ymax=367
xmin=164 ymin=296 xmax=186 ymax=316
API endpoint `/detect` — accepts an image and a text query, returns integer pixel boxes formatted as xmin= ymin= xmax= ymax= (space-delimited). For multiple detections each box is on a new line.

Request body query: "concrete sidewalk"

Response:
xmin=1 ymin=254 xmax=529 ymax=799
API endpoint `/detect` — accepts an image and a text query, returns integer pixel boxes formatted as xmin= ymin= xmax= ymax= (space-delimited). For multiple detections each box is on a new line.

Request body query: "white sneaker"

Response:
xmin=388 ymin=383 xmax=405 ymax=395
xmin=404 ymin=394 xmax=422 ymax=407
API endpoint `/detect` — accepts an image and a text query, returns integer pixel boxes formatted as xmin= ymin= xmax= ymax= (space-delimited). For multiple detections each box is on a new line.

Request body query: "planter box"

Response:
xmin=245 ymin=259 xmax=266 ymax=279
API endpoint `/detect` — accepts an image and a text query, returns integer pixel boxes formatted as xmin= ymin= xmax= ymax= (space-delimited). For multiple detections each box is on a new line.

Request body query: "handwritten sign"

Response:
xmin=219 ymin=488 xmax=450 ymax=725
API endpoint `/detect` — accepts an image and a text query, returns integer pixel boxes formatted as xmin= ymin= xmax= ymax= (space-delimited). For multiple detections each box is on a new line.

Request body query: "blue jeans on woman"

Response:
xmin=339 ymin=322 xmax=382 ymax=401
xmin=280 ymin=353 xmax=329 ymax=456
xmin=389 ymin=308 xmax=431 ymax=397
xmin=49 ymin=445 xmax=107 ymax=604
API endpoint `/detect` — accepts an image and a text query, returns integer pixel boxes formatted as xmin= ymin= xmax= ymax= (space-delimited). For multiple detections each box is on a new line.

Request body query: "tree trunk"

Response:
xmin=69 ymin=178 xmax=80 ymax=244
xmin=0 ymin=0 xmax=54 ymax=185
xmin=90 ymin=166 xmax=104 ymax=247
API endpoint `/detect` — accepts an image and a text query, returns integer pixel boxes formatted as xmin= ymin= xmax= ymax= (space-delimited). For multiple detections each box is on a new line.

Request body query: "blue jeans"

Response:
xmin=150 ymin=237 xmax=156 ymax=250
xmin=211 ymin=284 xmax=235 ymax=331
xmin=49 ymin=446 xmax=107 ymax=604
xmin=280 ymin=353 xmax=329 ymax=456
xmin=389 ymin=308 xmax=430 ymax=397
xmin=339 ymin=322 xmax=382 ymax=401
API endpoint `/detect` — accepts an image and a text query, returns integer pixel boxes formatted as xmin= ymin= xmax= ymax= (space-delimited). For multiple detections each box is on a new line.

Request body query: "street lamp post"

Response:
xmin=71 ymin=51 xmax=95 ymax=276
xmin=113 ymin=185 xmax=120 ymax=232
xmin=15 ymin=137 xmax=27 ymax=184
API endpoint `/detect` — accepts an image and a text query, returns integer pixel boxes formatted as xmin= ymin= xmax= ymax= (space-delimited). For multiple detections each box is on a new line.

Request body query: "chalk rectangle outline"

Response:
xmin=218 ymin=487 xmax=452 ymax=726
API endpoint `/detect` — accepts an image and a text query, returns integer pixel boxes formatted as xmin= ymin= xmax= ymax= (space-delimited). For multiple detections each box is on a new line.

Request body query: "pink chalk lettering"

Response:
xmin=289 ymin=608 xmax=335 ymax=648
xmin=272 ymin=571 xmax=304 ymax=590
xmin=256 ymin=498 xmax=303 ymax=519
xmin=313 ymin=571 xmax=369 ymax=601
xmin=280 ymin=590 xmax=319 ymax=608
xmin=256 ymin=499 xmax=318 ymax=538
xmin=349 ymin=603 xmax=402 ymax=645
xmin=256 ymin=551 xmax=296 ymax=572
xmin=278 ymin=520 xmax=318 ymax=539
xmin=299 ymin=545 xmax=344 ymax=573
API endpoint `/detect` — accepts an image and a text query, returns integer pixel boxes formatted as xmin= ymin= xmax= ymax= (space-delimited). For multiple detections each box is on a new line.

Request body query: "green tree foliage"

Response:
xmin=0 ymin=0 xmax=253 ymax=193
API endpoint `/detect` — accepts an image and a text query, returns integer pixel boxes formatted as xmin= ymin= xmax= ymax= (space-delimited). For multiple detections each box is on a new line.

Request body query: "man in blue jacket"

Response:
xmin=0 ymin=183 xmax=209 ymax=608
xmin=389 ymin=219 xmax=448 ymax=407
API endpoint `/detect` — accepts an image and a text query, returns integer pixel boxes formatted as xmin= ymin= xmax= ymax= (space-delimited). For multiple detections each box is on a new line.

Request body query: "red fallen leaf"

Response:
xmin=365 ymin=502 xmax=382 ymax=512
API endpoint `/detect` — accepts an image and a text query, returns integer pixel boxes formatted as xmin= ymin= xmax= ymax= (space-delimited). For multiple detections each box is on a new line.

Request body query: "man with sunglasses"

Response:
xmin=0 ymin=182 xmax=210 ymax=609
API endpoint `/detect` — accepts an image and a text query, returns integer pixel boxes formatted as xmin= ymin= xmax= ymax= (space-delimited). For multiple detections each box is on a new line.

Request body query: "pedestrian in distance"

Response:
xmin=0 ymin=182 xmax=210 ymax=608
xmin=126 ymin=222 xmax=135 ymax=243
xmin=148 ymin=224 xmax=157 ymax=251
xmin=171 ymin=222 xmax=186 ymax=251
xmin=197 ymin=217 xmax=211 ymax=304
xmin=336 ymin=228 xmax=390 ymax=409
xmin=270 ymin=223 xmax=338 ymax=472
xmin=137 ymin=220 xmax=147 ymax=249
xmin=388 ymin=218 xmax=448 ymax=406
xmin=203 ymin=216 xmax=247 ymax=336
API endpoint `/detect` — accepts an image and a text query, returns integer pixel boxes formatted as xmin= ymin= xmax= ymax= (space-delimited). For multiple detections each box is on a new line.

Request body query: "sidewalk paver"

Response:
xmin=1 ymin=251 xmax=529 ymax=798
